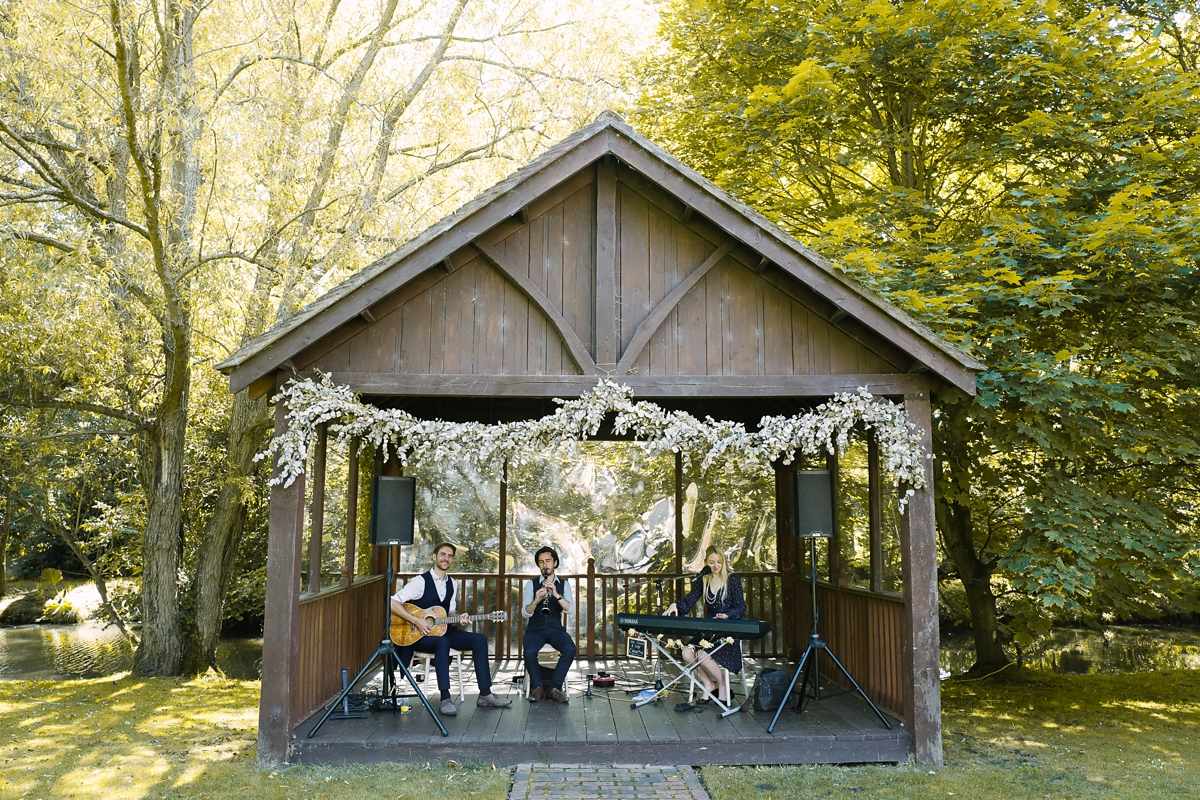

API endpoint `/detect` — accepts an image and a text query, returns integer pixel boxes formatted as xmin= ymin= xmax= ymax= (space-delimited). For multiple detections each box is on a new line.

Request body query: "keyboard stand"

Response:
xmin=627 ymin=631 xmax=741 ymax=718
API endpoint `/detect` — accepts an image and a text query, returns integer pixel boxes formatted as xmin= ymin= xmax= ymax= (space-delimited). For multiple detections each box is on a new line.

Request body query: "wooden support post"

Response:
xmin=498 ymin=460 xmax=508 ymax=661
xmin=674 ymin=451 xmax=684 ymax=599
xmin=868 ymin=431 xmax=884 ymax=593
xmin=342 ymin=437 xmax=359 ymax=587
xmin=900 ymin=387 xmax=943 ymax=765
xmin=586 ymin=557 xmax=596 ymax=659
xmin=370 ymin=448 xmax=388 ymax=575
xmin=595 ymin=155 xmax=617 ymax=367
xmin=826 ymin=451 xmax=840 ymax=585
xmin=258 ymin=384 xmax=306 ymax=767
xmin=308 ymin=422 xmax=327 ymax=593
xmin=775 ymin=460 xmax=800 ymax=660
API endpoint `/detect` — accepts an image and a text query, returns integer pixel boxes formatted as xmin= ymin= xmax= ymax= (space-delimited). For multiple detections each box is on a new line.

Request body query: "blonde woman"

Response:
xmin=665 ymin=546 xmax=745 ymax=705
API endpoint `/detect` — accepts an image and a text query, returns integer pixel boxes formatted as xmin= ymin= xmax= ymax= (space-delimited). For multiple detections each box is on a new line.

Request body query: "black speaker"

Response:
xmin=370 ymin=475 xmax=415 ymax=546
xmin=792 ymin=470 xmax=834 ymax=539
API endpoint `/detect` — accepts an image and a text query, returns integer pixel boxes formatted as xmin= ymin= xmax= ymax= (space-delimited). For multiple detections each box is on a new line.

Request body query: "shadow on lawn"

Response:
xmin=0 ymin=673 xmax=510 ymax=800
xmin=701 ymin=670 xmax=1199 ymax=800
xmin=0 ymin=672 xmax=259 ymax=800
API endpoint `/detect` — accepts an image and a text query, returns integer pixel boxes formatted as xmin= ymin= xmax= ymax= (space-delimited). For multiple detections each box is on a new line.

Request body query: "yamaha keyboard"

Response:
xmin=616 ymin=613 xmax=770 ymax=640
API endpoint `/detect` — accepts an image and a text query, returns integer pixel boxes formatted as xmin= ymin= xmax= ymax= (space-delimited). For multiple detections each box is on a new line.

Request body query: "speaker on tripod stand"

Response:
xmin=768 ymin=470 xmax=892 ymax=733
xmin=308 ymin=475 xmax=449 ymax=739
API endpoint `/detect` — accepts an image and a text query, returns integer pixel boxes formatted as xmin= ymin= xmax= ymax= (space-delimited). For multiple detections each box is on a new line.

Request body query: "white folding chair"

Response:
xmin=414 ymin=648 xmax=465 ymax=702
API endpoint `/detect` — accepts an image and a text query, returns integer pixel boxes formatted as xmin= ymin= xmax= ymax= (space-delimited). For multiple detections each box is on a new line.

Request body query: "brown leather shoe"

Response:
xmin=548 ymin=687 xmax=568 ymax=704
xmin=529 ymin=686 xmax=544 ymax=703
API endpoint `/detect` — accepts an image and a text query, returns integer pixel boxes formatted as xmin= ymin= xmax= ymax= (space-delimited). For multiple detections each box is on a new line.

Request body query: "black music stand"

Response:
xmin=768 ymin=535 xmax=892 ymax=733
xmin=307 ymin=557 xmax=448 ymax=738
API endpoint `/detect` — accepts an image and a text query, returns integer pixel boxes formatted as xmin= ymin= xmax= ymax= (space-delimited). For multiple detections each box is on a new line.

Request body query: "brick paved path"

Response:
xmin=508 ymin=763 xmax=711 ymax=800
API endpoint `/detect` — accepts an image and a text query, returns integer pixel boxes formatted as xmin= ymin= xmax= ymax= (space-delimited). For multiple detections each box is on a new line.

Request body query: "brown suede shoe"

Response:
xmin=529 ymin=686 xmax=544 ymax=703
xmin=476 ymin=693 xmax=512 ymax=708
xmin=548 ymin=687 xmax=568 ymax=704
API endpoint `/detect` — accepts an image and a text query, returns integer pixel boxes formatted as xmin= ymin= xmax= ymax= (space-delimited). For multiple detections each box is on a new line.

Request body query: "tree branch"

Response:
xmin=0 ymin=394 xmax=150 ymax=428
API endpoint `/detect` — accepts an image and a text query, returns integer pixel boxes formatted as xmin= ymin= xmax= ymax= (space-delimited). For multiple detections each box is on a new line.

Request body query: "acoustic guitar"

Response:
xmin=390 ymin=603 xmax=507 ymax=646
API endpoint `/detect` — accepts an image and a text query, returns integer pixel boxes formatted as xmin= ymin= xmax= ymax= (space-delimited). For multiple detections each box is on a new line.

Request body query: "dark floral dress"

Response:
xmin=675 ymin=573 xmax=746 ymax=674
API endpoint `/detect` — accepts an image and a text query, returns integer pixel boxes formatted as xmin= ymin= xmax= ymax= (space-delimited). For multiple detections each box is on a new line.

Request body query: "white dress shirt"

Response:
xmin=392 ymin=571 xmax=456 ymax=615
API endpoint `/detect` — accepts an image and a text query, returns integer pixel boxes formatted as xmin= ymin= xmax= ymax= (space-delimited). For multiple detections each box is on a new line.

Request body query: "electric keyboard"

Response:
xmin=615 ymin=613 xmax=770 ymax=640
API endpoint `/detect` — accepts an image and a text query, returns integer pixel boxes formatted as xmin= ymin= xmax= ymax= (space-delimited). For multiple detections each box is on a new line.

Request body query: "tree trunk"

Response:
xmin=0 ymin=491 xmax=10 ymax=598
xmin=133 ymin=401 xmax=189 ymax=675
xmin=185 ymin=388 xmax=270 ymax=672
xmin=934 ymin=399 xmax=1010 ymax=673
xmin=936 ymin=493 xmax=1010 ymax=672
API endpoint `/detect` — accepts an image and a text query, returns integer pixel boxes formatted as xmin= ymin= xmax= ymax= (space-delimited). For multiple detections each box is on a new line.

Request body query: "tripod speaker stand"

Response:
xmin=768 ymin=535 xmax=893 ymax=734
xmin=307 ymin=555 xmax=448 ymax=739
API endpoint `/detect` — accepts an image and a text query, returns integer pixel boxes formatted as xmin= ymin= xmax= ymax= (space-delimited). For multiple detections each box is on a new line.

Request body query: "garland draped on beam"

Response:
xmin=259 ymin=375 xmax=928 ymax=510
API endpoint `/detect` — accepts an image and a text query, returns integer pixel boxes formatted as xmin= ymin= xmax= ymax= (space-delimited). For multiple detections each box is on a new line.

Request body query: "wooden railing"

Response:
xmin=804 ymin=581 xmax=905 ymax=716
xmin=294 ymin=575 xmax=386 ymax=725
xmin=292 ymin=569 xmax=905 ymax=725
xmin=390 ymin=567 xmax=785 ymax=660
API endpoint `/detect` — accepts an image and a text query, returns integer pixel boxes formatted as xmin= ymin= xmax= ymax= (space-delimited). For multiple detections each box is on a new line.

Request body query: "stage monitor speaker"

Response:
xmin=792 ymin=470 xmax=834 ymax=539
xmin=370 ymin=475 xmax=415 ymax=546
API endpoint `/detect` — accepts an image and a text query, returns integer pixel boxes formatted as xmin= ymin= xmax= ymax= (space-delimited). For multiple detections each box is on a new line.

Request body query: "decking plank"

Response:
xmin=295 ymin=659 xmax=911 ymax=765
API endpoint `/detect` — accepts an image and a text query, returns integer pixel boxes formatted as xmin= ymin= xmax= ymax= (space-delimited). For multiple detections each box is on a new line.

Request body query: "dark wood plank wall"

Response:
xmin=308 ymin=159 xmax=906 ymax=384
xmin=292 ymin=576 xmax=387 ymax=726
xmin=497 ymin=182 xmax=596 ymax=365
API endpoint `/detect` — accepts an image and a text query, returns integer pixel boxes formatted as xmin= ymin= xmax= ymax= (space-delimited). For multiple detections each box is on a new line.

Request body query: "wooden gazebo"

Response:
xmin=218 ymin=112 xmax=980 ymax=768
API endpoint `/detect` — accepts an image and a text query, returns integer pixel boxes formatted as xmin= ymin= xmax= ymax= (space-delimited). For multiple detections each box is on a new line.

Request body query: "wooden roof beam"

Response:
xmin=615 ymin=239 xmax=737 ymax=375
xmin=472 ymin=240 xmax=599 ymax=376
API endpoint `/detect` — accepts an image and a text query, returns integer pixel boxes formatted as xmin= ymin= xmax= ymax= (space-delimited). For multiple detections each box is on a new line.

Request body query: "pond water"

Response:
xmin=0 ymin=622 xmax=262 ymax=681
xmin=2 ymin=621 xmax=1197 ymax=681
xmin=940 ymin=625 xmax=1200 ymax=677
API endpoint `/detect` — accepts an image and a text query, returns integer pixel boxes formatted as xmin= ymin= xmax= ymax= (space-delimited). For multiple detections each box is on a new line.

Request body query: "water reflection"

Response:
xmin=941 ymin=626 xmax=1200 ymax=676
xmin=0 ymin=623 xmax=263 ymax=680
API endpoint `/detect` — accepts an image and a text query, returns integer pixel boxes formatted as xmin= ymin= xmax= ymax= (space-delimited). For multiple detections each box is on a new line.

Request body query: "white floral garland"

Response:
xmin=259 ymin=374 xmax=928 ymax=509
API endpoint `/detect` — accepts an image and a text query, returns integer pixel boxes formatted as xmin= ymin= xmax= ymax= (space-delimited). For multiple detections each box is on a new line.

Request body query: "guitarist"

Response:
xmin=521 ymin=546 xmax=577 ymax=703
xmin=390 ymin=542 xmax=511 ymax=716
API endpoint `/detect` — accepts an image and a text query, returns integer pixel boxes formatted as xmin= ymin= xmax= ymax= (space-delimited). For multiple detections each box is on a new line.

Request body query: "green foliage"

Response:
xmin=637 ymin=0 xmax=1200 ymax=649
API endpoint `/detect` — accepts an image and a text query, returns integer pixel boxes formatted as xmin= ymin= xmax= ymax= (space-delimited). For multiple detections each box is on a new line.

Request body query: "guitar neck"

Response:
xmin=424 ymin=613 xmax=495 ymax=625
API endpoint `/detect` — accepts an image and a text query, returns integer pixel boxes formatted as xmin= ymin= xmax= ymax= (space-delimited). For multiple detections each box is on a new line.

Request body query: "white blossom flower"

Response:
xmin=261 ymin=374 xmax=928 ymax=510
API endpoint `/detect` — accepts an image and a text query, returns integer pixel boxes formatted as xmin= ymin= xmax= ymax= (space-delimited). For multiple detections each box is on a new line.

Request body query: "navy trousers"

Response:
xmin=400 ymin=628 xmax=492 ymax=697
xmin=522 ymin=626 xmax=577 ymax=689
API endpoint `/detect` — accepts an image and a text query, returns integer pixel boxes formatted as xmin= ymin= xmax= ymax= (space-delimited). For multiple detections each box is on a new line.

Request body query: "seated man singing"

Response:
xmin=391 ymin=541 xmax=511 ymax=716
xmin=521 ymin=546 xmax=577 ymax=703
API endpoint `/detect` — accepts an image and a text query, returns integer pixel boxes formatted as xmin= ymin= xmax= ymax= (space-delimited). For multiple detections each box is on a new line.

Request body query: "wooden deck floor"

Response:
xmin=294 ymin=659 xmax=910 ymax=766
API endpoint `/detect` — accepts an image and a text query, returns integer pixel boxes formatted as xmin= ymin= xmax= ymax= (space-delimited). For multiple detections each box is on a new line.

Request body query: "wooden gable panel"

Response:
xmin=616 ymin=182 xmax=718 ymax=361
xmin=498 ymin=182 xmax=595 ymax=360
xmin=307 ymin=254 xmax=582 ymax=378
xmin=636 ymin=258 xmax=906 ymax=378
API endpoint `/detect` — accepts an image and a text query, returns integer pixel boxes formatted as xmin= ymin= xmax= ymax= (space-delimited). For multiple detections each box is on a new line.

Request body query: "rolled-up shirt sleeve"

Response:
xmin=392 ymin=575 xmax=425 ymax=606
xmin=391 ymin=574 xmax=456 ymax=615
xmin=521 ymin=580 xmax=535 ymax=619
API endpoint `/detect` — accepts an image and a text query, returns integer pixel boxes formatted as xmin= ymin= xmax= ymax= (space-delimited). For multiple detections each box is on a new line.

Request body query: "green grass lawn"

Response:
xmin=0 ymin=672 xmax=508 ymax=799
xmin=703 ymin=670 xmax=1199 ymax=800
xmin=2 ymin=670 xmax=1195 ymax=799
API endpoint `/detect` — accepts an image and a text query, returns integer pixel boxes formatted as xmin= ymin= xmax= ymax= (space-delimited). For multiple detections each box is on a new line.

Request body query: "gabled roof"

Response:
xmin=217 ymin=112 xmax=981 ymax=395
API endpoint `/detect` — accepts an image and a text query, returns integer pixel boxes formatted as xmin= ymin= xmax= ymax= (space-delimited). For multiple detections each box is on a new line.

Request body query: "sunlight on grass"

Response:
xmin=702 ymin=670 xmax=1199 ymax=800
xmin=0 ymin=672 xmax=509 ymax=799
